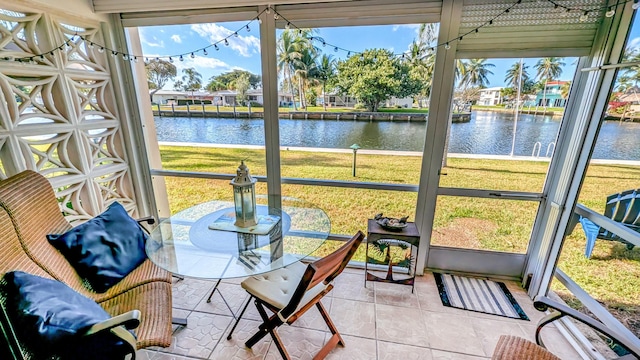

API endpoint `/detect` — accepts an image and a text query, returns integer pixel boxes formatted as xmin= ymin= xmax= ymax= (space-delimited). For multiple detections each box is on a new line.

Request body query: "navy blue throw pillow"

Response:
xmin=47 ymin=202 xmax=148 ymax=293
xmin=0 ymin=271 xmax=133 ymax=359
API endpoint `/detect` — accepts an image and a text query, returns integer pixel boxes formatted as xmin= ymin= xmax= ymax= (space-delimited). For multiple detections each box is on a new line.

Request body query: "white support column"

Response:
xmin=259 ymin=6 xmax=282 ymax=209
xmin=525 ymin=2 xmax=634 ymax=297
xmin=414 ymin=0 xmax=463 ymax=275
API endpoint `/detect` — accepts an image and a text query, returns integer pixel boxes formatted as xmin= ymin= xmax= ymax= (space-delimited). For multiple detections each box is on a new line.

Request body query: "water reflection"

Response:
xmin=153 ymin=110 xmax=640 ymax=160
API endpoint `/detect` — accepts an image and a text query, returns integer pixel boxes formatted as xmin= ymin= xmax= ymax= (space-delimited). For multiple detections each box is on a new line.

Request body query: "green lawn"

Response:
xmin=157 ymin=145 xmax=639 ymax=336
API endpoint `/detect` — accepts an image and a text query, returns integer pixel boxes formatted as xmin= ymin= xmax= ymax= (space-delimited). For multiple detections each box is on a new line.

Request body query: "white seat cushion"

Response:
xmin=241 ymin=262 xmax=329 ymax=313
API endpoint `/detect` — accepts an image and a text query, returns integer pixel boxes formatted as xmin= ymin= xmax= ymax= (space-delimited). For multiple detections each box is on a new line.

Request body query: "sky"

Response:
xmin=137 ymin=14 xmax=640 ymax=90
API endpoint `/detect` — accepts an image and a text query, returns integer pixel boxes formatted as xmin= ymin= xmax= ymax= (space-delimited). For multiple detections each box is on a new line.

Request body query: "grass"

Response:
xmin=157 ymin=144 xmax=640 ymax=336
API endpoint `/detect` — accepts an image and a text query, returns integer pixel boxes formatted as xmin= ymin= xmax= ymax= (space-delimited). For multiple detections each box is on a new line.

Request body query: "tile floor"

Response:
xmin=138 ymin=269 xmax=582 ymax=360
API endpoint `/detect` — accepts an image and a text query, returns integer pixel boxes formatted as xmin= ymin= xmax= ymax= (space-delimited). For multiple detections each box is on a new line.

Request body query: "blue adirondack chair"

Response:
xmin=578 ymin=188 xmax=639 ymax=258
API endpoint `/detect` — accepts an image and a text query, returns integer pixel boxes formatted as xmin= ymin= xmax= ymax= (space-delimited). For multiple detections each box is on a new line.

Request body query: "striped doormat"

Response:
xmin=433 ymin=273 xmax=529 ymax=320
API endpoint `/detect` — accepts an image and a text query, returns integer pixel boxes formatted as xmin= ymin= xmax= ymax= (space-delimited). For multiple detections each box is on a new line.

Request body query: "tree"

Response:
xmin=292 ymin=47 xmax=318 ymax=109
xmin=560 ymin=81 xmax=571 ymax=100
xmin=313 ymin=54 xmax=336 ymax=111
xmin=235 ymin=73 xmax=250 ymax=106
xmin=207 ymin=70 xmax=261 ymax=90
xmin=181 ymin=68 xmax=202 ymax=98
xmin=504 ymin=61 xmax=530 ymax=91
xmin=535 ymin=57 xmax=565 ymax=108
xmin=277 ymin=30 xmax=305 ymax=110
xmin=145 ymin=59 xmax=177 ymax=101
xmin=460 ymin=59 xmax=494 ymax=89
xmin=334 ymin=48 xmax=422 ymax=112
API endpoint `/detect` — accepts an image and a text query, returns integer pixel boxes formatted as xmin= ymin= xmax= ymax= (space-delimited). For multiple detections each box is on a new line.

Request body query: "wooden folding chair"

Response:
xmin=234 ymin=231 xmax=364 ymax=360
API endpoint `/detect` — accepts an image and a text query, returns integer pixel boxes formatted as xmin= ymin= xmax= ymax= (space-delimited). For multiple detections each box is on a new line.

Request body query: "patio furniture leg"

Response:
xmin=227 ymin=296 xmax=252 ymax=340
xmin=206 ymin=279 xmax=222 ymax=303
xmin=245 ymin=300 xmax=286 ymax=358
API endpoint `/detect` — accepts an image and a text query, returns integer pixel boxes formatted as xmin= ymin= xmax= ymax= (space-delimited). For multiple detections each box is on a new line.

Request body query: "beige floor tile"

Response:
xmin=511 ymin=294 xmax=547 ymax=324
xmin=291 ymin=297 xmax=333 ymax=331
xmin=469 ymin=317 xmax=531 ymax=356
xmin=195 ymin=283 xmax=251 ymax=316
xmin=166 ymin=311 xmax=232 ymax=358
xmin=209 ymin=319 xmax=271 ymax=360
xmin=263 ymin=326 xmax=326 ymax=360
xmin=535 ymin=326 xmax=583 ymax=360
xmin=149 ymin=352 xmax=201 ymax=360
xmin=374 ymin=282 xmax=420 ymax=308
xmin=136 ymin=349 xmax=156 ymax=360
xmin=324 ymin=334 xmax=376 ymax=360
xmin=331 ymin=273 xmax=375 ymax=302
xmin=430 ymin=349 xmax=489 ymax=360
xmin=172 ymin=278 xmax=214 ymax=310
xmin=377 ymin=340 xmax=432 ymax=360
xmin=329 ymin=298 xmax=376 ymax=339
xmin=423 ymin=311 xmax=485 ymax=357
xmin=376 ymin=303 xmax=429 ymax=347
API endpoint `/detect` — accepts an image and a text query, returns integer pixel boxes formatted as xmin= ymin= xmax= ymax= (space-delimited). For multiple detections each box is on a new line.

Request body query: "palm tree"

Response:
xmin=504 ymin=61 xmax=530 ymax=108
xmin=460 ymin=59 xmax=495 ymax=89
xmin=277 ymin=30 xmax=303 ymax=110
xmin=314 ymin=54 xmax=336 ymax=111
xmin=292 ymin=47 xmax=318 ymax=109
xmin=534 ymin=57 xmax=565 ymax=108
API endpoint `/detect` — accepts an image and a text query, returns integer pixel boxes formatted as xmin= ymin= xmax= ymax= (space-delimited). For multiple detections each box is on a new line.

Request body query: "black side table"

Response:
xmin=365 ymin=219 xmax=420 ymax=292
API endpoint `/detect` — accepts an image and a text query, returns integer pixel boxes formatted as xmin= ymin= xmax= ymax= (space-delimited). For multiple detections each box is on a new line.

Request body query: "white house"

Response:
xmin=384 ymin=96 xmax=413 ymax=108
xmin=151 ymin=90 xmax=213 ymax=105
xmin=478 ymin=87 xmax=503 ymax=106
xmin=214 ymin=89 xmax=293 ymax=106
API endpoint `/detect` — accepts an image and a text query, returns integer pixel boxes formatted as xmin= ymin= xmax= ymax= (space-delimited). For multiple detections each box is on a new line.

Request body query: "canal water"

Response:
xmin=154 ymin=110 xmax=640 ymax=160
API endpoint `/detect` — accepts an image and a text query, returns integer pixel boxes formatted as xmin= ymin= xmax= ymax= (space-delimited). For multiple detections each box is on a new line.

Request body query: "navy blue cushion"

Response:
xmin=47 ymin=202 xmax=148 ymax=293
xmin=1 ymin=271 xmax=132 ymax=359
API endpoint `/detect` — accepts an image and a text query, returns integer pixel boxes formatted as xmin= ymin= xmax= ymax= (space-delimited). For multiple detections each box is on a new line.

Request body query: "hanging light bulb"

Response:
xmin=122 ymin=53 xmax=128 ymax=61
xmin=634 ymin=1 xmax=640 ymax=10
xmin=606 ymin=8 xmax=615 ymax=17
xmin=145 ymin=57 xmax=149 ymax=62
xmin=285 ymin=22 xmax=291 ymax=30
xmin=246 ymin=25 xmax=250 ymax=32
xmin=215 ymin=44 xmax=219 ymax=51
xmin=274 ymin=13 xmax=279 ymax=20
xmin=444 ymin=42 xmax=450 ymax=50
xmin=203 ymin=49 xmax=208 ymax=56
xmin=190 ymin=52 xmax=195 ymax=58
xmin=179 ymin=55 xmax=184 ymax=61
xmin=489 ymin=19 xmax=493 ymax=25
xmin=98 ymin=47 xmax=104 ymax=53
xmin=579 ymin=11 xmax=589 ymax=22
xmin=134 ymin=57 xmax=139 ymax=63
xmin=224 ymin=39 xmax=229 ymax=46
xmin=258 ymin=18 xmax=262 ymax=24
xmin=334 ymin=46 xmax=338 ymax=52
xmin=234 ymin=32 xmax=239 ymax=38
xmin=111 ymin=51 xmax=117 ymax=58
xmin=322 ymin=41 xmax=326 ymax=47
xmin=87 ymin=42 xmax=94 ymax=49
xmin=266 ymin=6 xmax=271 ymax=14
xmin=169 ymin=57 xmax=173 ymax=63
xmin=347 ymin=51 xmax=351 ymax=57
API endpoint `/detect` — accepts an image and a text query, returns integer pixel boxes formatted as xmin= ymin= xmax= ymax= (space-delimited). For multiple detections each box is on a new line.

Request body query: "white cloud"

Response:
xmin=190 ymin=23 xmax=260 ymax=57
xmin=171 ymin=35 xmax=182 ymax=43
xmin=628 ymin=37 xmax=640 ymax=51
xmin=139 ymin=29 xmax=164 ymax=48
xmin=393 ymin=24 xmax=421 ymax=33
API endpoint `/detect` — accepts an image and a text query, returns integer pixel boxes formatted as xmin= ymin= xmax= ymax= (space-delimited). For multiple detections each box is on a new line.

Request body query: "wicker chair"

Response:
xmin=0 ymin=170 xmax=173 ymax=357
xmin=492 ymin=296 xmax=640 ymax=360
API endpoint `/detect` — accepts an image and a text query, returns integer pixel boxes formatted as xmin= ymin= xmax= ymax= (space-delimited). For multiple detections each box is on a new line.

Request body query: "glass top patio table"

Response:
xmin=145 ymin=196 xmax=331 ymax=279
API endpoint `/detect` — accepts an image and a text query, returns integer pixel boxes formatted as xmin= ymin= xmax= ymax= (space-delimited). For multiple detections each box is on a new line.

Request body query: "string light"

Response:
xmin=633 ymin=0 xmax=640 ymax=9
xmin=4 ymin=0 xmax=630 ymax=65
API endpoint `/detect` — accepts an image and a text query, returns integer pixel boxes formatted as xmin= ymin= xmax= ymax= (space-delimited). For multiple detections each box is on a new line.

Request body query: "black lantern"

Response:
xmin=230 ymin=161 xmax=257 ymax=227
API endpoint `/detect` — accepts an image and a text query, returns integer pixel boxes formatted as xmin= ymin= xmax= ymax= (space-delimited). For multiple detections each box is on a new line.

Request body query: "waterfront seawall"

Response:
xmin=151 ymin=110 xmax=471 ymax=122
